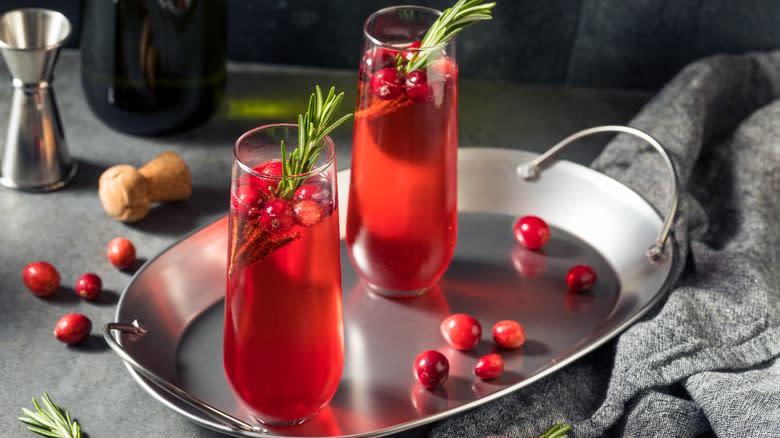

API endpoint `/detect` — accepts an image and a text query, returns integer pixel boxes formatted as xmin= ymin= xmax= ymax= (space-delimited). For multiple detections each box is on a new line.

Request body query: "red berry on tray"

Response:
xmin=107 ymin=237 xmax=137 ymax=270
xmin=75 ymin=273 xmax=102 ymax=300
xmin=492 ymin=320 xmax=526 ymax=349
xmin=413 ymin=350 xmax=449 ymax=389
xmin=513 ymin=215 xmax=551 ymax=250
xmin=440 ymin=313 xmax=482 ymax=351
xmin=293 ymin=199 xmax=323 ymax=227
xmin=260 ymin=198 xmax=294 ymax=233
xmin=22 ymin=261 xmax=60 ymax=297
xmin=567 ymin=265 xmax=597 ymax=292
xmin=370 ymin=67 xmax=404 ymax=100
xmin=405 ymin=70 xmax=434 ymax=104
xmin=474 ymin=353 xmax=504 ymax=380
xmin=54 ymin=313 xmax=92 ymax=345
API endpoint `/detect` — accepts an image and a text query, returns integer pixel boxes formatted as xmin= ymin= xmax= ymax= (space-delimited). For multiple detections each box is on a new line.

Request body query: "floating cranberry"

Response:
xmin=360 ymin=47 xmax=398 ymax=79
xmin=260 ymin=198 xmax=294 ymax=233
xmin=255 ymin=159 xmax=283 ymax=178
xmin=293 ymin=199 xmax=323 ymax=227
xmin=107 ymin=237 xmax=137 ymax=270
xmin=492 ymin=320 xmax=526 ymax=349
xmin=231 ymin=184 xmax=264 ymax=219
xmin=403 ymin=40 xmax=422 ymax=62
xmin=75 ymin=273 xmax=102 ymax=301
xmin=405 ymin=70 xmax=434 ymax=104
xmin=440 ymin=313 xmax=482 ymax=351
xmin=370 ymin=67 xmax=404 ymax=100
xmin=513 ymin=215 xmax=551 ymax=250
xmin=413 ymin=350 xmax=449 ymax=389
xmin=22 ymin=261 xmax=60 ymax=297
xmin=474 ymin=353 xmax=504 ymax=380
xmin=567 ymin=265 xmax=597 ymax=292
xmin=294 ymin=181 xmax=331 ymax=203
xmin=54 ymin=313 xmax=92 ymax=345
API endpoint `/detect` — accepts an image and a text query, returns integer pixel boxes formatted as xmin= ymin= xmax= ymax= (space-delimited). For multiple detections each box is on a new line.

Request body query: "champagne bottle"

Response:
xmin=80 ymin=0 xmax=226 ymax=136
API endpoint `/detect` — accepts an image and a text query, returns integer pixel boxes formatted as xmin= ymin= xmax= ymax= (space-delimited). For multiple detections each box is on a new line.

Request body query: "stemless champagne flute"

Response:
xmin=224 ymin=124 xmax=343 ymax=426
xmin=347 ymin=5 xmax=459 ymax=297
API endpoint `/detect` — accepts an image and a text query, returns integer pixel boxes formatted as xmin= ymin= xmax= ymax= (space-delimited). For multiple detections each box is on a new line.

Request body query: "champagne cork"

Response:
xmin=98 ymin=151 xmax=192 ymax=222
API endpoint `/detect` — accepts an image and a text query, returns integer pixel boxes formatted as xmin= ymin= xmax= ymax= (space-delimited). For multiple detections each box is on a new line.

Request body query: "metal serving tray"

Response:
xmin=105 ymin=126 xmax=679 ymax=437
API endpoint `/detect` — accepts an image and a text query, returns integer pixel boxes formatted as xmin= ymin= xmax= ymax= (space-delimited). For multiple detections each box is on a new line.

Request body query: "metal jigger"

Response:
xmin=0 ymin=8 xmax=75 ymax=191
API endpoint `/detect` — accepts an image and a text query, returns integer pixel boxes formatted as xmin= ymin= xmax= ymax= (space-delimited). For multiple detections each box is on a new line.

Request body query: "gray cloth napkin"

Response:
xmin=430 ymin=52 xmax=780 ymax=437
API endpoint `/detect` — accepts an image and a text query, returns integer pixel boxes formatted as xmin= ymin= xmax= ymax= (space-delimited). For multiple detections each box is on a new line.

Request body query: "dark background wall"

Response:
xmin=3 ymin=0 xmax=780 ymax=90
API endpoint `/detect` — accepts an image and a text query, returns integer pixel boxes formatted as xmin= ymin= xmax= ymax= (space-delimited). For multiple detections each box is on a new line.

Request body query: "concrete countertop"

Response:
xmin=0 ymin=51 xmax=649 ymax=438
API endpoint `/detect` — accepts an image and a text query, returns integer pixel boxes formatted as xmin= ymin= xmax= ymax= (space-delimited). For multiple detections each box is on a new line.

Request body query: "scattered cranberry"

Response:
xmin=513 ymin=215 xmax=551 ymax=250
xmin=567 ymin=265 xmax=597 ymax=292
xmin=22 ymin=261 xmax=60 ymax=297
xmin=260 ymin=198 xmax=294 ymax=233
xmin=474 ymin=353 xmax=504 ymax=380
xmin=440 ymin=313 xmax=482 ymax=351
xmin=75 ymin=273 xmax=102 ymax=300
xmin=293 ymin=199 xmax=323 ymax=226
xmin=370 ymin=67 xmax=404 ymax=100
xmin=405 ymin=70 xmax=434 ymax=104
xmin=107 ymin=237 xmax=137 ymax=270
xmin=231 ymin=184 xmax=264 ymax=219
xmin=413 ymin=350 xmax=449 ymax=389
xmin=492 ymin=320 xmax=526 ymax=349
xmin=54 ymin=313 xmax=92 ymax=345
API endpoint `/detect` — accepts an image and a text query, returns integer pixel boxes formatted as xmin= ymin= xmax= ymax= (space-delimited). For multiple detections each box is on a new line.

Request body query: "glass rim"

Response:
xmin=362 ymin=5 xmax=448 ymax=52
xmin=233 ymin=123 xmax=336 ymax=180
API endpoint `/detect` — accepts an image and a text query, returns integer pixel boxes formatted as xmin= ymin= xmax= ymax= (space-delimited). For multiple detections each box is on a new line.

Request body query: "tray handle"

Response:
xmin=103 ymin=322 xmax=266 ymax=434
xmin=517 ymin=125 xmax=678 ymax=262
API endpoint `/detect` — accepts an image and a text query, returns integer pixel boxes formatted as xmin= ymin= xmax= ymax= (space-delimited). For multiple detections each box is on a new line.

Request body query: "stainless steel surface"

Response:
xmin=109 ymin=146 xmax=677 ymax=437
xmin=0 ymin=8 xmax=75 ymax=191
xmin=517 ymin=125 xmax=678 ymax=261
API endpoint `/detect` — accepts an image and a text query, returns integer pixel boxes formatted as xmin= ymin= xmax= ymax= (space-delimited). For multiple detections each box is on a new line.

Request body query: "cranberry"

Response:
xmin=294 ymin=181 xmax=331 ymax=203
xmin=260 ymin=198 xmax=294 ymax=233
xmin=440 ymin=313 xmax=482 ymax=351
xmin=107 ymin=237 xmax=136 ymax=270
xmin=474 ymin=353 xmax=504 ymax=380
xmin=255 ymin=159 xmax=283 ymax=178
xmin=492 ymin=320 xmax=526 ymax=349
xmin=231 ymin=184 xmax=264 ymax=219
xmin=370 ymin=67 xmax=404 ymax=100
xmin=567 ymin=265 xmax=597 ymax=292
xmin=403 ymin=40 xmax=422 ymax=62
xmin=54 ymin=313 xmax=92 ymax=345
xmin=360 ymin=47 xmax=398 ymax=79
xmin=293 ymin=199 xmax=324 ymax=227
xmin=405 ymin=70 xmax=434 ymax=104
xmin=413 ymin=350 xmax=449 ymax=389
xmin=22 ymin=261 xmax=60 ymax=297
xmin=513 ymin=215 xmax=551 ymax=250
xmin=75 ymin=273 xmax=102 ymax=301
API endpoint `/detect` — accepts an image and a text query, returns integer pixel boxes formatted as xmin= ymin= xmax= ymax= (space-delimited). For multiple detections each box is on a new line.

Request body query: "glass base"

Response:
xmin=365 ymin=282 xmax=430 ymax=298
xmin=252 ymin=409 xmax=320 ymax=427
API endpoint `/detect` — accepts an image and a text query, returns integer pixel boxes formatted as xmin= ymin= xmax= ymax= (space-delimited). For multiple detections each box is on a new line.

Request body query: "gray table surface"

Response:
xmin=0 ymin=51 xmax=649 ymax=438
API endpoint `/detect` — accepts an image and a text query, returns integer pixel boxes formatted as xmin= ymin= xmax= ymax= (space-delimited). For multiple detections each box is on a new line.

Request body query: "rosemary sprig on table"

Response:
xmin=538 ymin=422 xmax=571 ymax=438
xmin=18 ymin=393 xmax=81 ymax=438
xmin=405 ymin=0 xmax=496 ymax=72
xmin=275 ymin=85 xmax=353 ymax=198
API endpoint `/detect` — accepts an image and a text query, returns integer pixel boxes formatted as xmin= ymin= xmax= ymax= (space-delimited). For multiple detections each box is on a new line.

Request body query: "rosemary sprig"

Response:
xmin=538 ymin=422 xmax=571 ymax=438
xmin=405 ymin=0 xmax=496 ymax=72
xmin=275 ymin=85 xmax=353 ymax=198
xmin=18 ymin=393 xmax=81 ymax=438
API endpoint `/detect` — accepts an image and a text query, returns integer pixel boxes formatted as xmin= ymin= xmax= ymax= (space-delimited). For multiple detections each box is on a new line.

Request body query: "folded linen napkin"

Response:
xmin=430 ymin=52 xmax=780 ymax=437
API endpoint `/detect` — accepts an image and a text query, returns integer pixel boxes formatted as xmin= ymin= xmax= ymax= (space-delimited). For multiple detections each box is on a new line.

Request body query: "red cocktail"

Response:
xmin=347 ymin=6 xmax=458 ymax=296
xmin=224 ymin=124 xmax=343 ymax=425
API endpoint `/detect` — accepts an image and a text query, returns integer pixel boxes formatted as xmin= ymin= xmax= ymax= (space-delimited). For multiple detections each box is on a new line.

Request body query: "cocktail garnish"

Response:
xmin=404 ymin=0 xmax=496 ymax=72
xmin=275 ymin=86 xmax=352 ymax=199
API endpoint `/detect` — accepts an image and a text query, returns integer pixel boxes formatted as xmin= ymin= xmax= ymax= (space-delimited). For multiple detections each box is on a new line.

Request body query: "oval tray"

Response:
xmin=109 ymin=141 xmax=677 ymax=437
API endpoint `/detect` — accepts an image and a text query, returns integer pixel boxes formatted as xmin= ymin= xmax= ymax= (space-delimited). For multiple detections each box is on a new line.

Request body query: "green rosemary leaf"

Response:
xmin=538 ymin=422 xmax=571 ymax=438
xmin=19 ymin=394 xmax=82 ymax=438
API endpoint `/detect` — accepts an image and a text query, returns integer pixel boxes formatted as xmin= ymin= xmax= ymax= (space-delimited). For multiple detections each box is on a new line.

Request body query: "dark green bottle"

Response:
xmin=80 ymin=0 xmax=226 ymax=136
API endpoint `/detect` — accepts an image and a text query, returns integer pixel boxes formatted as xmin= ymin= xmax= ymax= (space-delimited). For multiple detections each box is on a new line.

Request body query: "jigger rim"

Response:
xmin=0 ymin=8 xmax=71 ymax=52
